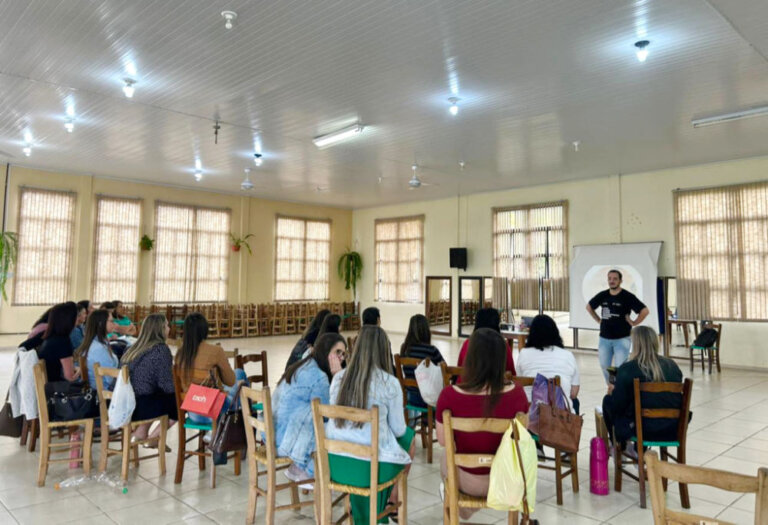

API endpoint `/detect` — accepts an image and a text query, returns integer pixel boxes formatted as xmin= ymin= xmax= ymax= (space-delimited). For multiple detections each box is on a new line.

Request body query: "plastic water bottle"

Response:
xmin=94 ymin=472 xmax=128 ymax=494
xmin=54 ymin=475 xmax=89 ymax=490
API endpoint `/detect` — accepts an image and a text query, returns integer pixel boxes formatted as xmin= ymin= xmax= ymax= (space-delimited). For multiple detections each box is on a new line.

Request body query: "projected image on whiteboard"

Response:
xmin=582 ymin=265 xmax=643 ymax=306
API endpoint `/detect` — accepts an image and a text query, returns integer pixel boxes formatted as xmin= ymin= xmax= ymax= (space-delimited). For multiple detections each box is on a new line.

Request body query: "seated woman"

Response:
xmin=518 ymin=314 xmax=581 ymax=413
xmin=120 ymin=314 xmax=177 ymax=444
xmin=25 ymin=307 xmax=53 ymax=343
xmin=69 ymin=302 xmax=89 ymax=350
xmin=74 ymin=309 xmax=119 ymax=389
xmin=400 ymin=314 xmax=445 ymax=408
xmin=284 ymin=309 xmax=331 ymax=371
xmin=111 ymin=300 xmax=137 ymax=336
xmin=602 ymin=326 xmax=683 ymax=449
xmin=436 ymin=328 xmax=530 ymax=519
xmin=326 ymin=326 xmax=415 ymax=524
xmin=37 ymin=302 xmax=78 ymax=382
xmin=274 ymin=333 xmax=346 ymax=482
xmin=456 ymin=308 xmax=516 ymax=376
xmin=174 ymin=312 xmax=246 ymax=425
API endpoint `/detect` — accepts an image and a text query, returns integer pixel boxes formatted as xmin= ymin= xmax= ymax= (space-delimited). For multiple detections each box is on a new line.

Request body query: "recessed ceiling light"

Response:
xmin=22 ymin=146 xmax=31 ymax=157
xmin=194 ymin=169 xmax=203 ymax=182
xmin=221 ymin=11 xmax=237 ymax=30
xmin=448 ymin=97 xmax=460 ymax=116
xmin=253 ymin=153 xmax=263 ymax=167
xmin=122 ymin=78 xmax=136 ymax=98
xmin=634 ymin=40 xmax=650 ymax=62
xmin=313 ymin=123 xmax=364 ymax=148
xmin=64 ymin=118 xmax=75 ymax=133
xmin=572 ymin=140 xmax=580 ymax=152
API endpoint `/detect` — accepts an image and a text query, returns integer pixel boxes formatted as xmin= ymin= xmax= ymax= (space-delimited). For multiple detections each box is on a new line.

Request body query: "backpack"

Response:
xmin=692 ymin=328 xmax=717 ymax=348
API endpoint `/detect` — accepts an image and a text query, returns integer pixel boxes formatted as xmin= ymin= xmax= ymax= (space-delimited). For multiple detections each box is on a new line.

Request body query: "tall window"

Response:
xmin=674 ymin=182 xmax=768 ymax=321
xmin=493 ymin=201 xmax=568 ymax=310
xmin=274 ymin=216 xmax=331 ymax=301
xmin=92 ymin=196 xmax=142 ymax=304
xmin=153 ymin=202 xmax=230 ymax=303
xmin=375 ymin=215 xmax=424 ymax=303
xmin=13 ymin=188 xmax=77 ymax=305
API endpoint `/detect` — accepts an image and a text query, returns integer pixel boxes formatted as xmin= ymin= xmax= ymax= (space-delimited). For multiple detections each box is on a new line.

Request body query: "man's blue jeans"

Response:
xmin=598 ymin=337 xmax=631 ymax=383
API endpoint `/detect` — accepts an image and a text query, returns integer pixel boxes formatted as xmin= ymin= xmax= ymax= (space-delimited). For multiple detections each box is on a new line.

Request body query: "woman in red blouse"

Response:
xmin=437 ymin=328 xmax=529 ymax=519
xmin=456 ymin=308 xmax=516 ymax=375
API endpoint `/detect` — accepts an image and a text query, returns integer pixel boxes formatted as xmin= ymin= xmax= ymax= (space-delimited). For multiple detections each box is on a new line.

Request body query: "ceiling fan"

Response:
xmin=408 ymin=164 xmax=434 ymax=189
xmin=241 ymin=168 xmax=254 ymax=191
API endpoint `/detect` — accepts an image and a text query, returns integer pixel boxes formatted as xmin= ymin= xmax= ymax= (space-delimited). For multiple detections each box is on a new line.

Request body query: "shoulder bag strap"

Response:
xmin=512 ymin=429 xmax=532 ymax=523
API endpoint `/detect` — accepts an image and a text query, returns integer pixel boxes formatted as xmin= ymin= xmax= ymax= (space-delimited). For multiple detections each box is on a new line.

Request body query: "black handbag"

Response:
xmin=45 ymin=380 xmax=99 ymax=422
xmin=0 ymin=391 xmax=23 ymax=438
xmin=211 ymin=382 xmax=247 ymax=455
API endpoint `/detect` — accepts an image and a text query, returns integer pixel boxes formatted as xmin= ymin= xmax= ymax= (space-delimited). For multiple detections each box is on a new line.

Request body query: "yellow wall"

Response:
xmin=0 ymin=165 xmax=352 ymax=333
xmin=352 ymin=155 xmax=768 ymax=370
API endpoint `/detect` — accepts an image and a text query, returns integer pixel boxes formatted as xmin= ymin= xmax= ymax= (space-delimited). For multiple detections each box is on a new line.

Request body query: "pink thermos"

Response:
xmin=590 ymin=437 xmax=609 ymax=495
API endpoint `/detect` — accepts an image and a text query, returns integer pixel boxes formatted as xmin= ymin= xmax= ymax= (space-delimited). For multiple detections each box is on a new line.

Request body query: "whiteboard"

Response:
xmin=569 ymin=242 xmax=662 ymax=331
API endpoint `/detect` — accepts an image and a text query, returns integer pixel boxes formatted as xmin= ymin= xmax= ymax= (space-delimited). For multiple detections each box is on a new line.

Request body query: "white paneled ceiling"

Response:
xmin=1 ymin=0 xmax=768 ymax=208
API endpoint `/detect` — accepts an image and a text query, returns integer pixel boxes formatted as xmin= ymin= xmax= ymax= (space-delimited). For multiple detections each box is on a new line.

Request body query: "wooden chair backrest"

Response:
xmin=505 ymin=375 xmax=560 ymax=388
xmin=77 ymin=355 xmax=89 ymax=387
xmin=240 ymin=386 xmax=275 ymax=460
xmin=393 ymin=354 xmax=425 ymax=390
xmin=93 ymin=365 xmax=128 ymax=426
xmin=646 ymin=451 xmax=768 ymax=525
xmin=32 ymin=360 xmax=50 ymax=426
xmin=236 ymin=351 xmax=269 ymax=387
xmin=633 ymin=378 xmax=692 ymax=447
xmin=311 ymin=399 xmax=381 ymax=504
xmin=440 ymin=363 xmax=464 ymax=387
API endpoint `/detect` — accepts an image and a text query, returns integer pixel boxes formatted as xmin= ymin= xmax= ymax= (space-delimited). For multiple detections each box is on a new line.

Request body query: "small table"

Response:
xmin=501 ymin=330 xmax=528 ymax=350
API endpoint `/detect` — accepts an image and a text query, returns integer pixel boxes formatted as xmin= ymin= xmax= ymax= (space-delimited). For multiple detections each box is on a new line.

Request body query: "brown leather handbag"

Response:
xmin=210 ymin=382 xmax=247 ymax=454
xmin=0 ymin=391 xmax=22 ymax=438
xmin=537 ymin=379 xmax=583 ymax=454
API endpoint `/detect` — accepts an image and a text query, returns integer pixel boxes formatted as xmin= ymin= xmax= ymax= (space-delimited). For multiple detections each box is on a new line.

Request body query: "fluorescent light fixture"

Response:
xmin=692 ymin=105 xmax=768 ymax=128
xmin=448 ymin=97 xmax=460 ymax=116
xmin=123 ymin=78 xmax=136 ymax=98
xmin=23 ymin=131 xmax=33 ymax=144
xmin=313 ymin=123 xmax=364 ymax=148
xmin=635 ymin=40 xmax=649 ymax=62
xmin=195 ymin=158 xmax=202 ymax=170
xmin=64 ymin=118 xmax=75 ymax=133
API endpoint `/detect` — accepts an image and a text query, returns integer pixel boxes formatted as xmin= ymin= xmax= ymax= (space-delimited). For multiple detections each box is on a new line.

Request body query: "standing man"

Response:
xmin=587 ymin=269 xmax=649 ymax=383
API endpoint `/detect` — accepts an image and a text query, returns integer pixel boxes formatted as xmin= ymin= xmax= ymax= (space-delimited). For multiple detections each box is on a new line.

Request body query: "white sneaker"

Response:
xmin=285 ymin=463 xmax=312 ymax=483
xmin=202 ymin=431 xmax=212 ymax=444
xmin=439 ymin=481 xmax=445 ymax=502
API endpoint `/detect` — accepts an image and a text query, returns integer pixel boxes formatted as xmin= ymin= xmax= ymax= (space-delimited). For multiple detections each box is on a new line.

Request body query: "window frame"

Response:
xmin=91 ymin=194 xmax=143 ymax=304
xmin=374 ymin=214 xmax=425 ymax=304
xmin=12 ymin=187 xmax=77 ymax=306
xmin=273 ymin=214 xmax=332 ymax=302
xmin=151 ymin=201 xmax=231 ymax=304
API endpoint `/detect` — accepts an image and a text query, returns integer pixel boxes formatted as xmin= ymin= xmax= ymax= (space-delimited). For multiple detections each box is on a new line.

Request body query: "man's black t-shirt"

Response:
xmin=588 ymin=289 xmax=646 ymax=339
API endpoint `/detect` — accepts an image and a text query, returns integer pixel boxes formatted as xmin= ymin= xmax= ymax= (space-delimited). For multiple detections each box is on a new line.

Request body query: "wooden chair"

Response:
xmin=240 ymin=386 xmax=315 ymax=524
xmin=32 ymin=360 xmax=94 ymax=486
xmin=689 ymin=322 xmax=722 ymax=374
xmin=646 ymin=451 xmax=767 ymax=525
xmin=231 ymin=305 xmax=246 ymax=338
xmin=236 ymin=351 xmax=269 ymax=387
xmin=218 ymin=305 xmax=233 ymax=338
xmin=271 ymin=304 xmax=286 ymax=335
xmin=613 ymin=378 xmax=693 ymax=509
xmin=94 ymin=364 xmax=168 ymax=480
xmin=246 ymin=304 xmax=260 ymax=337
xmin=173 ymin=366 xmax=241 ymax=488
xmin=394 ymin=354 xmax=436 ymax=464
xmin=311 ymin=399 xmax=407 ymax=525
xmin=442 ymin=410 xmax=521 ymax=525
xmin=508 ymin=374 xmax=579 ymax=505
xmin=77 ymin=355 xmax=89 ymax=387
xmin=440 ymin=363 xmax=464 ymax=386
xmin=284 ymin=303 xmax=297 ymax=335
xmin=258 ymin=304 xmax=272 ymax=336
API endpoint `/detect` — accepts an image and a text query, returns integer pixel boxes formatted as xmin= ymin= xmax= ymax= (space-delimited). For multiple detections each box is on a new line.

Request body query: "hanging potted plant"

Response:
xmin=0 ymin=231 xmax=18 ymax=301
xmin=139 ymin=234 xmax=154 ymax=251
xmin=338 ymin=249 xmax=363 ymax=298
xmin=230 ymin=233 xmax=254 ymax=255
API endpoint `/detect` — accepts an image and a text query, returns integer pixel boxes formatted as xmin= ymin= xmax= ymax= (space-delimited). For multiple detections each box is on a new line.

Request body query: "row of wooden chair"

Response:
xmin=123 ymin=302 xmax=361 ymax=339
xmin=426 ymin=300 xmax=451 ymax=325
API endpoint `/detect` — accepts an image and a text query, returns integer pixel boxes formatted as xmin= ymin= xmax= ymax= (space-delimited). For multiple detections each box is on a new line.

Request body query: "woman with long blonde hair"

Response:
xmin=602 ymin=326 xmax=683 ymax=448
xmin=326 ymin=325 xmax=415 ymax=524
xmin=121 ymin=314 xmax=177 ymax=444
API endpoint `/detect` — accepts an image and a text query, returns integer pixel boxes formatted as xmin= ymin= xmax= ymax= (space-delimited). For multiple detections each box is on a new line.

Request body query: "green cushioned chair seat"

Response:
xmin=690 ymin=345 xmax=715 ymax=350
xmin=183 ymin=417 xmax=212 ymax=431
xmin=629 ymin=436 xmax=680 ymax=447
xmin=251 ymin=402 xmax=263 ymax=411
xmin=406 ymin=404 xmax=428 ymax=414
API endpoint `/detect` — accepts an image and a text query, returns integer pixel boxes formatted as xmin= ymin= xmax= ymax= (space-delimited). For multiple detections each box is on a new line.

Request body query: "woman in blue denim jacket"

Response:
xmin=273 ymin=332 xmax=346 ymax=481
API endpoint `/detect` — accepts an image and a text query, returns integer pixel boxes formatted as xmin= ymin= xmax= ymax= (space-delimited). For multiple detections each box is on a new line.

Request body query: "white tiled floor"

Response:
xmin=0 ymin=329 xmax=766 ymax=524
